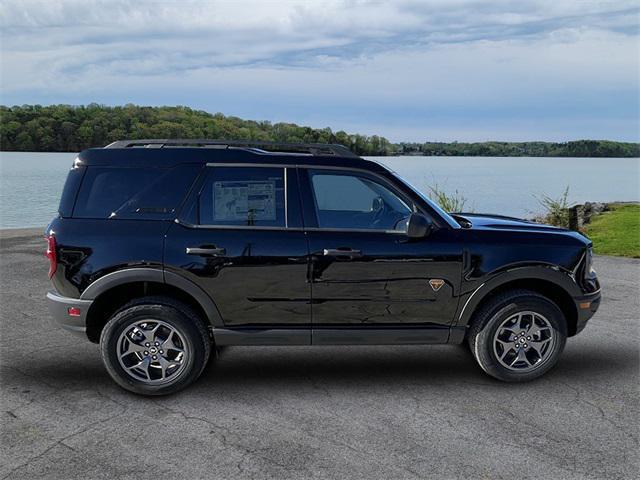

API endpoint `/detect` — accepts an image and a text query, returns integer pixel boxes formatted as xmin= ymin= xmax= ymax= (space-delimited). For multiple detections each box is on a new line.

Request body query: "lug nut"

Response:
xmin=527 ymin=336 xmax=531 ymax=340
xmin=524 ymin=344 xmax=528 ymax=348
xmin=145 ymin=343 xmax=150 ymax=347
xmin=159 ymin=350 xmax=164 ymax=354
xmin=144 ymin=351 xmax=148 ymax=355
xmin=152 ymin=355 xmax=157 ymax=360
xmin=155 ymin=342 xmax=159 ymax=346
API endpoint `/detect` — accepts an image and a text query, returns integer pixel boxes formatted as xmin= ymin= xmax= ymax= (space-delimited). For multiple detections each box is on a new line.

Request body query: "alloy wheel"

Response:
xmin=492 ymin=311 xmax=556 ymax=372
xmin=117 ymin=319 xmax=189 ymax=384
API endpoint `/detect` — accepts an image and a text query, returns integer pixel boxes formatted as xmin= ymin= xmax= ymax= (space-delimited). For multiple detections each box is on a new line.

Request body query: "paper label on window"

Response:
xmin=213 ymin=181 xmax=276 ymax=221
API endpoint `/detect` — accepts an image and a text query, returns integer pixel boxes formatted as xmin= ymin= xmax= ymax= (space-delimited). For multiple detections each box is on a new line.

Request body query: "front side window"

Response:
xmin=199 ymin=167 xmax=285 ymax=227
xmin=308 ymin=170 xmax=412 ymax=230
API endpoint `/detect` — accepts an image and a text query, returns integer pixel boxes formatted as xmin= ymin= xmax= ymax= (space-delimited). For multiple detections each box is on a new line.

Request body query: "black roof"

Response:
xmin=76 ymin=139 xmax=385 ymax=172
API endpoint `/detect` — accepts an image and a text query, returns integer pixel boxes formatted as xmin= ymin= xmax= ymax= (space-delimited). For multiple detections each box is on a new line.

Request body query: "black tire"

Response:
xmin=467 ymin=289 xmax=567 ymax=382
xmin=99 ymin=296 xmax=211 ymax=395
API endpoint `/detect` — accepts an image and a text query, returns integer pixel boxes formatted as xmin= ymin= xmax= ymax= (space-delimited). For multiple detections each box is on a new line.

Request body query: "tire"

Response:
xmin=99 ymin=296 xmax=211 ymax=395
xmin=467 ymin=289 xmax=567 ymax=382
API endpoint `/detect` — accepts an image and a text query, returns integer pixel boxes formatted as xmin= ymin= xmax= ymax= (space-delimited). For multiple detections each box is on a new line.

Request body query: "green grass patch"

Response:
xmin=584 ymin=204 xmax=640 ymax=258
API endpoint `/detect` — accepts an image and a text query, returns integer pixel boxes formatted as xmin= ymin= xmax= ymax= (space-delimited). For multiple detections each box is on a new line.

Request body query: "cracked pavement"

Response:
xmin=1 ymin=228 xmax=638 ymax=479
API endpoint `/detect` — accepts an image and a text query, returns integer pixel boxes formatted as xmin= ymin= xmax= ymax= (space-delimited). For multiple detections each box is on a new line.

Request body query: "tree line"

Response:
xmin=396 ymin=140 xmax=640 ymax=158
xmin=1 ymin=104 xmax=638 ymax=157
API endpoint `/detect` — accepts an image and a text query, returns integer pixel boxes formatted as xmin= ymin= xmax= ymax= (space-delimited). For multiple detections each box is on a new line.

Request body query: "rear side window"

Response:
xmin=198 ymin=167 xmax=285 ymax=227
xmin=58 ymin=165 xmax=86 ymax=218
xmin=73 ymin=165 xmax=200 ymax=219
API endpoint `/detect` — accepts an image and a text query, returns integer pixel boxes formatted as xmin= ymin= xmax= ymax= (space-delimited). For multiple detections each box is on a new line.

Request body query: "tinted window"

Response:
xmin=199 ymin=167 xmax=285 ymax=227
xmin=309 ymin=170 xmax=412 ymax=230
xmin=73 ymin=165 xmax=200 ymax=219
xmin=58 ymin=165 xmax=86 ymax=218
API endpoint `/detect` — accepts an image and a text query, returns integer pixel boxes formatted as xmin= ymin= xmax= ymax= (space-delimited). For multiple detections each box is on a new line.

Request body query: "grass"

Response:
xmin=584 ymin=204 xmax=640 ymax=258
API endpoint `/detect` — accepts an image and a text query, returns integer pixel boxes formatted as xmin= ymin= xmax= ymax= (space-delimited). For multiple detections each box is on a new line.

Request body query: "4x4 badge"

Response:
xmin=429 ymin=279 xmax=445 ymax=292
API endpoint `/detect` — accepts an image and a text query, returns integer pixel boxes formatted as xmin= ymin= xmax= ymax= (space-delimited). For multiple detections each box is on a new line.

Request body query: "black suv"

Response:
xmin=46 ymin=140 xmax=601 ymax=395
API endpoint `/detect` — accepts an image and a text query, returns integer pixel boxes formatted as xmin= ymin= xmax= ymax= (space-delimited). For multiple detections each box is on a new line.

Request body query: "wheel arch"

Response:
xmin=82 ymin=268 xmax=223 ymax=343
xmin=456 ymin=267 xmax=580 ymax=339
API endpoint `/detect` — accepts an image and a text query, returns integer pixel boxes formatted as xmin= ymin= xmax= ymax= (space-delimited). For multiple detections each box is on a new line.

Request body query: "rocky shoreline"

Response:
xmin=568 ymin=201 xmax=639 ymax=230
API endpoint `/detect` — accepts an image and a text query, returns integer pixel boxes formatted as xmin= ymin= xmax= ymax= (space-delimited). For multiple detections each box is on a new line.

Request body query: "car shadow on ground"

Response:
xmin=5 ymin=343 xmax=637 ymax=395
xmin=196 ymin=342 xmax=639 ymax=390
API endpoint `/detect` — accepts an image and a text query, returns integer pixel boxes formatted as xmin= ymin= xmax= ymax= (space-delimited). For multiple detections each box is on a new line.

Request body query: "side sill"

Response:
xmin=312 ymin=327 xmax=450 ymax=345
xmin=212 ymin=326 xmax=454 ymax=346
xmin=447 ymin=326 xmax=466 ymax=344
xmin=213 ymin=328 xmax=311 ymax=346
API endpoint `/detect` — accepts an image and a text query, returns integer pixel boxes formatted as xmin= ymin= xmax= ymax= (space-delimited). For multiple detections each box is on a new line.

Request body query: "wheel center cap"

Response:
xmin=519 ymin=338 xmax=526 ymax=344
xmin=149 ymin=347 xmax=158 ymax=354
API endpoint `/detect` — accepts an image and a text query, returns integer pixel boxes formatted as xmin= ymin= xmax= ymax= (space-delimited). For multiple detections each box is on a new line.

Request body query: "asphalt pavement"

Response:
xmin=1 ymin=228 xmax=638 ymax=479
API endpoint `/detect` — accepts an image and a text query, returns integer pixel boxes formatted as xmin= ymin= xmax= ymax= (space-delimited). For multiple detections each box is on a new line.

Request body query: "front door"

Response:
xmin=299 ymin=168 xmax=463 ymax=344
xmin=164 ymin=164 xmax=311 ymax=344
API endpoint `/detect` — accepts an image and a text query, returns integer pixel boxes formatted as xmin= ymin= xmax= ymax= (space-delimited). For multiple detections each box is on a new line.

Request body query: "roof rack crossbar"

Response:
xmin=104 ymin=139 xmax=359 ymax=158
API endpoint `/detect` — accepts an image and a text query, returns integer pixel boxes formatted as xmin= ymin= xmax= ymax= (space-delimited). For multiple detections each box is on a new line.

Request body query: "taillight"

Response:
xmin=45 ymin=235 xmax=57 ymax=278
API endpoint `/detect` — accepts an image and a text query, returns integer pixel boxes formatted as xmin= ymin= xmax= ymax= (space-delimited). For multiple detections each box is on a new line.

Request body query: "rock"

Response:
xmin=568 ymin=202 xmax=609 ymax=230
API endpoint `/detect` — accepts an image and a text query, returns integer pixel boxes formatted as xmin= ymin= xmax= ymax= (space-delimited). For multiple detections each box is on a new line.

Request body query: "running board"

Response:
xmin=313 ymin=327 xmax=449 ymax=345
xmin=214 ymin=328 xmax=310 ymax=346
xmin=213 ymin=327 xmax=451 ymax=346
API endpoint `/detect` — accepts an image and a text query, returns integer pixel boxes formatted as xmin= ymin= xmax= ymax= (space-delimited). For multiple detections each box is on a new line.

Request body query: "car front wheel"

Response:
xmin=467 ymin=289 xmax=567 ymax=382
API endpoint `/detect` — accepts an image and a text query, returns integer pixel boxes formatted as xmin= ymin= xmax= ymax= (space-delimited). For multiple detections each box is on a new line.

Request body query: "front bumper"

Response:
xmin=573 ymin=289 xmax=601 ymax=335
xmin=46 ymin=291 xmax=93 ymax=339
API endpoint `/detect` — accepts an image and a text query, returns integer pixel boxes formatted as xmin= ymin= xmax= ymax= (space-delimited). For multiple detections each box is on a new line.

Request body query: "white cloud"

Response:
xmin=0 ymin=0 xmax=638 ymax=141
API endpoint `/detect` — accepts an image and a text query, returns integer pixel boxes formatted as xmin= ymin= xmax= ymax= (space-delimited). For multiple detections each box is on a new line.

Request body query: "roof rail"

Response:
xmin=103 ymin=139 xmax=359 ymax=158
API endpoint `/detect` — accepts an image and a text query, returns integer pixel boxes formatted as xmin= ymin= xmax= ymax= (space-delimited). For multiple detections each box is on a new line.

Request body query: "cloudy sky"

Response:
xmin=1 ymin=0 xmax=638 ymax=142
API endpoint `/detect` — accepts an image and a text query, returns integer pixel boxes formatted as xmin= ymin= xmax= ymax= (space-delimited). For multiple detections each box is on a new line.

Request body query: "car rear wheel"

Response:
xmin=467 ymin=289 xmax=567 ymax=382
xmin=100 ymin=296 xmax=210 ymax=395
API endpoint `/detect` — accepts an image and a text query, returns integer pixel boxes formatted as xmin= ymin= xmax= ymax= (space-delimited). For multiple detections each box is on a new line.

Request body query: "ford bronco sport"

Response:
xmin=46 ymin=140 xmax=601 ymax=395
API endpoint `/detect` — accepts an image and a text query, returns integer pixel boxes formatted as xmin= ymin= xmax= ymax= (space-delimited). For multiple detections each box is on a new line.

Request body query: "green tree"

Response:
xmin=1 ymin=104 xmax=638 ymax=157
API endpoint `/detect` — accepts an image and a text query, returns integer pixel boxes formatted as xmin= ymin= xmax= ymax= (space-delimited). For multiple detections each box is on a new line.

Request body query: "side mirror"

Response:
xmin=404 ymin=213 xmax=433 ymax=238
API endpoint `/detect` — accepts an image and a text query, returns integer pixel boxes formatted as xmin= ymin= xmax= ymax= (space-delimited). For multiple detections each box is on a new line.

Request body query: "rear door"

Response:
xmin=164 ymin=164 xmax=311 ymax=344
xmin=299 ymin=167 xmax=463 ymax=343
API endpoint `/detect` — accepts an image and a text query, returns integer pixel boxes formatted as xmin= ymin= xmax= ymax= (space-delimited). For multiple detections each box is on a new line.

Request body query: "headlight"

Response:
xmin=584 ymin=247 xmax=593 ymax=278
xmin=581 ymin=246 xmax=598 ymax=292
xmin=584 ymin=246 xmax=593 ymax=278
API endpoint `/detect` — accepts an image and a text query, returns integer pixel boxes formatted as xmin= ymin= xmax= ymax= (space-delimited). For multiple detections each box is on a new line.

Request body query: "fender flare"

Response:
xmin=80 ymin=267 xmax=224 ymax=326
xmin=454 ymin=265 xmax=581 ymax=329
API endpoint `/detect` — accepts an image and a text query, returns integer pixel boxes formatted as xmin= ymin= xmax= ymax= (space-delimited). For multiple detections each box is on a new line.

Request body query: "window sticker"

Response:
xmin=213 ymin=180 xmax=276 ymax=222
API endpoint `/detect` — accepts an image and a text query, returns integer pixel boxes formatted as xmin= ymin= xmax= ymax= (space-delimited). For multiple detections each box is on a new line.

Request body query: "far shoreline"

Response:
xmin=3 ymin=105 xmax=640 ymax=158
xmin=1 ymin=150 xmax=639 ymax=159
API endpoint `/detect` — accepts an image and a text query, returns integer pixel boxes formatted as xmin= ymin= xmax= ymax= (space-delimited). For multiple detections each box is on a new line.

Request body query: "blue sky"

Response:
xmin=1 ymin=0 xmax=638 ymax=142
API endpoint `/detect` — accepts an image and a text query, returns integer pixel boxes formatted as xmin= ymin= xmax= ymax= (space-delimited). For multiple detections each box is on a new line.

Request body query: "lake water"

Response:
xmin=0 ymin=151 xmax=638 ymax=229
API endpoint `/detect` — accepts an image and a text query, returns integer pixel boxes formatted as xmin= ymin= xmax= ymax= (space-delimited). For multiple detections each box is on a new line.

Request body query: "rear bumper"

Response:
xmin=46 ymin=291 xmax=93 ymax=339
xmin=573 ymin=289 xmax=601 ymax=335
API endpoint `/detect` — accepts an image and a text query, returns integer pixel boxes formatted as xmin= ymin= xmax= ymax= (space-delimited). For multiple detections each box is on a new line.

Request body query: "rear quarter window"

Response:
xmin=73 ymin=165 xmax=201 ymax=220
xmin=58 ymin=165 xmax=86 ymax=218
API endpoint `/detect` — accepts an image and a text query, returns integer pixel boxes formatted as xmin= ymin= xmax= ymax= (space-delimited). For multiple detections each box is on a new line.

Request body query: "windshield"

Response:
xmin=375 ymin=163 xmax=461 ymax=229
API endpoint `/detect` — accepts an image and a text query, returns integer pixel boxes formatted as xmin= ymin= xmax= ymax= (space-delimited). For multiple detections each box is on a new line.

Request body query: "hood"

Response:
xmin=451 ymin=213 xmax=569 ymax=233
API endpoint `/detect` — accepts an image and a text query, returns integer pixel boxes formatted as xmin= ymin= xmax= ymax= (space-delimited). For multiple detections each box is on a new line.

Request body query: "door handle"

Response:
xmin=322 ymin=248 xmax=362 ymax=258
xmin=186 ymin=247 xmax=226 ymax=256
